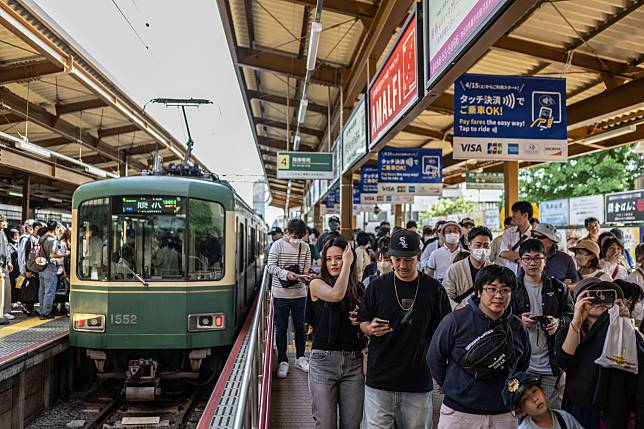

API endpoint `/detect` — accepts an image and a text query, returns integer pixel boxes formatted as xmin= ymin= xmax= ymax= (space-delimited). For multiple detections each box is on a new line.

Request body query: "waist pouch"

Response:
xmin=457 ymin=322 xmax=515 ymax=380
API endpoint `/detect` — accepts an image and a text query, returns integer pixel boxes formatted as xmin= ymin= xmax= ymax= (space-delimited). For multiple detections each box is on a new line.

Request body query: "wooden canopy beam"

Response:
xmin=98 ymin=124 xmax=140 ymax=140
xmin=55 ymin=99 xmax=109 ymax=115
xmin=254 ymin=117 xmax=324 ymax=138
xmin=247 ymin=90 xmax=327 ymax=115
xmin=286 ymin=0 xmax=376 ymax=21
xmin=0 ymin=60 xmax=63 ymax=85
xmin=257 ymin=136 xmax=316 ymax=151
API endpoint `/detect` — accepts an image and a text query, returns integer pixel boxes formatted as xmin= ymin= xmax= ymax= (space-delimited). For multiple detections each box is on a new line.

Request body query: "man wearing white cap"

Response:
xmin=530 ymin=223 xmax=578 ymax=286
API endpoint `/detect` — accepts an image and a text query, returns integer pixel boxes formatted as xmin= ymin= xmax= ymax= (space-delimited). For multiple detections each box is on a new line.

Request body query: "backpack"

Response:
xmin=26 ymin=236 xmax=51 ymax=273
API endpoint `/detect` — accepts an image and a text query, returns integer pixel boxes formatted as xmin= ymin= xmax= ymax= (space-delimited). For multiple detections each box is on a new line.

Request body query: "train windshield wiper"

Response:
xmin=120 ymin=259 xmax=148 ymax=287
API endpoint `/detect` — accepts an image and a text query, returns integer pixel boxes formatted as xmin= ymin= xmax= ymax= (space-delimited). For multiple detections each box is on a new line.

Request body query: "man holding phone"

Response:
xmin=358 ymin=230 xmax=451 ymax=429
xmin=511 ymin=239 xmax=574 ymax=409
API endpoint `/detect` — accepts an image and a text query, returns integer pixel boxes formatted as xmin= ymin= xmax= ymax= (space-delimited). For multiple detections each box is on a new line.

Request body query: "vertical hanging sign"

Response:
xmin=368 ymin=4 xmax=422 ymax=149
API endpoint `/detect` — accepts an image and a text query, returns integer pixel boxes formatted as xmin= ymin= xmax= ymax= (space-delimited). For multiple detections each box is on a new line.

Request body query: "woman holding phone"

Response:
xmin=556 ymin=278 xmax=643 ymax=428
xmin=308 ymin=236 xmax=365 ymax=429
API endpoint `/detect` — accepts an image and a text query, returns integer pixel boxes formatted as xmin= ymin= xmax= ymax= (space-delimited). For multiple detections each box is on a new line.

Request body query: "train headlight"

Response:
xmin=73 ymin=314 xmax=106 ymax=332
xmin=188 ymin=313 xmax=225 ymax=332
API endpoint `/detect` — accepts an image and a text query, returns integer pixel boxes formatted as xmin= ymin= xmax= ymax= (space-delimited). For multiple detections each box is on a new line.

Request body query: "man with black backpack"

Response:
xmin=428 ymin=265 xmax=531 ymax=428
xmin=511 ymin=239 xmax=573 ymax=409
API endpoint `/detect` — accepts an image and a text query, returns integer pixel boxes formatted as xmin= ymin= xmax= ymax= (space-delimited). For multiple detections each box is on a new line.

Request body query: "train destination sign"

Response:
xmin=116 ymin=196 xmax=179 ymax=215
xmin=368 ymin=6 xmax=421 ymax=148
xmin=276 ymin=151 xmax=334 ymax=180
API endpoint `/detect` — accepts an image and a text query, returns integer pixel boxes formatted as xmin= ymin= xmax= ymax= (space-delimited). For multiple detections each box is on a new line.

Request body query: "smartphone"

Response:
xmin=374 ymin=318 xmax=390 ymax=327
xmin=529 ymin=315 xmax=547 ymax=322
xmin=588 ymin=289 xmax=616 ymax=305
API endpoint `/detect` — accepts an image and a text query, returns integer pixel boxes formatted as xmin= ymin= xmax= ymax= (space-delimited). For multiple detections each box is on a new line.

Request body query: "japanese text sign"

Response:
xmin=368 ymin=7 xmax=421 ymax=148
xmin=360 ymin=166 xmax=379 ymax=195
xmin=425 ymin=0 xmax=508 ymax=87
xmin=539 ymin=199 xmax=570 ymax=227
xmin=277 ymin=151 xmax=334 ymax=180
xmin=605 ymin=191 xmax=644 ymax=224
xmin=569 ymin=195 xmax=604 ymax=225
xmin=453 ymin=74 xmax=567 ymax=162
xmin=378 ymin=148 xmax=442 ymax=196
xmin=342 ymin=97 xmax=368 ymax=173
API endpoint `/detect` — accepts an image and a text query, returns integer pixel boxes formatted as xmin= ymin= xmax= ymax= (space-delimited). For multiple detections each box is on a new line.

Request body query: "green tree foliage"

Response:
xmin=424 ymin=196 xmax=476 ymax=218
xmin=520 ymin=145 xmax=643 ymax=202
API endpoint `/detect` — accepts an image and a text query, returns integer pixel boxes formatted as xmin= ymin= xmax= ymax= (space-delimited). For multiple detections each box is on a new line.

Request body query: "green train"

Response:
xmin=69 ymin=173 xmax=266 ymax=399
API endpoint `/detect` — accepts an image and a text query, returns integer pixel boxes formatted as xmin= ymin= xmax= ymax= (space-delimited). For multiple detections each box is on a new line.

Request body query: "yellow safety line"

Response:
xmin=0 ymin=316 xmax=61 ymax=338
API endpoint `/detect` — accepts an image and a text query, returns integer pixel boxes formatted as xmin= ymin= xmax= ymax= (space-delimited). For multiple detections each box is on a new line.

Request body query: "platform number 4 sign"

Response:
xmin=278 ymin=153 xmax=290 ymax=170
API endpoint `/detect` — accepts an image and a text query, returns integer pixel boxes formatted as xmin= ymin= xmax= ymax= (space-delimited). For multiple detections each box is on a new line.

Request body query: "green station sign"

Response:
xmin=276 ymin=151 xmax=334 ymax=180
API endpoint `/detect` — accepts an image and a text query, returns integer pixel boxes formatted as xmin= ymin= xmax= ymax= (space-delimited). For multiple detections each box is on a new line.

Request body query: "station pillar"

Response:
xmin=393 ymin=204 xmax=403 ymax=228
xmin=313 ymin=203 xmax=323 ymax=233
xmin=340 ymin=173 xmax=354 ymax=241
xmin=22 ymin=174 xmax=32 ymax=223
xmin=503 ymin=161 xmax=519 ymax=217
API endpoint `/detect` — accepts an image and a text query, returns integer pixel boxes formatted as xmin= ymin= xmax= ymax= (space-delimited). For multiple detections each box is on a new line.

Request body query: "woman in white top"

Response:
xmin=599 ymin=236 xmax=629 ymax=280
xmin=570 ymin=239 xmax=612 ymax=286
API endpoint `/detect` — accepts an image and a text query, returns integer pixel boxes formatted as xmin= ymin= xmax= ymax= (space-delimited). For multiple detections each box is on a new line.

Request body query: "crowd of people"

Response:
xmin=0 ymin=217 xmax=71 ymax=324
xmin=266 ymin=201 xmax=644 ymax=429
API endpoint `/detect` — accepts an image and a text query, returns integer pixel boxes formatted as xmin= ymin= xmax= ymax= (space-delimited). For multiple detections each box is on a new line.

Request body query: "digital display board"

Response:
xmin=114 ymin=196 xmax=180 ymax=215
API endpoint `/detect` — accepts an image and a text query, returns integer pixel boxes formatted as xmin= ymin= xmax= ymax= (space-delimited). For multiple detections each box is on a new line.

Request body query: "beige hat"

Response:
xmin=570 ymin=239 xmax=600 ymax=259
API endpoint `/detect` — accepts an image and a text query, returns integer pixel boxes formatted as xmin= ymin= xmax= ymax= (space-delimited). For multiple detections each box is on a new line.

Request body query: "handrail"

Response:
xmin=196 ymin=267 xmax=273 ymax=429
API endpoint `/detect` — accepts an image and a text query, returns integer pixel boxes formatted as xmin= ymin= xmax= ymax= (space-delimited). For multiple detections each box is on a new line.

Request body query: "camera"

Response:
xmin=530 ymin=315 xmax=549 ymax=330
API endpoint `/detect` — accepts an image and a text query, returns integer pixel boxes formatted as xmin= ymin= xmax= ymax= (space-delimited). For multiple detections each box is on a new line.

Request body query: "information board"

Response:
xmin=425 ymin=0 xmax=509 ymax=88
xmin=342 ymin=97 xmax=367 ymax=173
xmin=569 ymin=195 xmax=604 ymax=226
xmin=277 ymin=151 xmax=334 ymax=179
xmin=539 ymin=199 xmax=569 ymax=227
xmin=466 ymin=172 xmax=504 ymax=190
xmin=368 ymin=6 xmax=421 ymax=148
xmin=377 ymin=148 xmax=442 ymax=196
xmin=453 ymin=74 xmax=567 ymax=162
xmin=116 ymin=196 xmax=180 ymax=215
xmin=605 ymin=190 xmax=644 ymax=224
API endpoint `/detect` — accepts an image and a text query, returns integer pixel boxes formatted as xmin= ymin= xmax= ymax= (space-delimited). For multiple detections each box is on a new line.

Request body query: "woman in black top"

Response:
xmin=308 ymin=236 xmax=365 ymax=429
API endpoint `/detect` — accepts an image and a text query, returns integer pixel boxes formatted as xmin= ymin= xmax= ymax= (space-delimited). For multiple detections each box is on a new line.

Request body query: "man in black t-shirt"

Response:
xmin=358 ymin=230 xmax=451 ymax=429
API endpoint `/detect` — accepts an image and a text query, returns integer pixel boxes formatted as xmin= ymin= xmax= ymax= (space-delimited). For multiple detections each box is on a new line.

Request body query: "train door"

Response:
xmin=237 ymin=219 xmax=245 ymax=324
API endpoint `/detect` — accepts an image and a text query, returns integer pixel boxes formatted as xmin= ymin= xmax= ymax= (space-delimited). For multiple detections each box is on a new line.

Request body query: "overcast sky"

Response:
xmin=35 ymin=0 xmax=278 ymax=217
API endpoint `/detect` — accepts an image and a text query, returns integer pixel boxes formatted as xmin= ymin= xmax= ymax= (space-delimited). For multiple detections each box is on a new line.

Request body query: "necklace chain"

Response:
xmin=394 ymin=272 xmax=420 ymax=311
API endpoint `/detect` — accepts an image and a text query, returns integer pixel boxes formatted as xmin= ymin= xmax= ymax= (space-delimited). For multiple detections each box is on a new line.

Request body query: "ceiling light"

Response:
xmin=85 ymin=165 xmax=108 ymax=178
xmin=298 ymin=99 xmax=308 ymax=124
xmin=8 ymin=191 xmax=23 ymax=198
xmin=48 ymin=197 xmax=63 ymax=203
xmin=15 ymin=139 xmax=52 ymax=158
xmin=582 ymin=125 xmax=636 ymax=145
xmin=293 ymin=134 xmax=301 ymax=151
xmin=306 ymin=22 xmax=322 ymax=71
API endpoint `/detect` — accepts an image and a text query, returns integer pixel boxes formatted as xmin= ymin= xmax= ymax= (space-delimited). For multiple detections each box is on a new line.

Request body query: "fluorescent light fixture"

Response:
xmin=306 ymin=22 xmax=322 ymax=71
xmin=15 ymin=139 xmax=52 ymax=158
xmin=48 ymin=197 xmax=63 ymax=203
xmin=582 ymin=125 xmax=636 ymax=145
xmin=0 ymin=130 xmax=23 ymax=145
xmin=298 ymin=99 xmax=308 ymax=124
xmin=85 ymin=165 xmax=108 ymax=178
xmin=8 ymin=191 xmax=23 ymax=198
xmin=293 ymin=134 xmax=301 ymax=150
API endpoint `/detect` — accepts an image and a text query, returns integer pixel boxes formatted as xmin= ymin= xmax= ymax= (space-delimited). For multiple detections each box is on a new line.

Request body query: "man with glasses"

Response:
xmin=359 ymin=230 xmax=451 ymax=429
xmin=428 ymin=265 xmax=531 ymax=428
xmin=530 ymin=223 xmax=578 ymax=286
xmin=511 ymin=239 xmax=573 ymax=409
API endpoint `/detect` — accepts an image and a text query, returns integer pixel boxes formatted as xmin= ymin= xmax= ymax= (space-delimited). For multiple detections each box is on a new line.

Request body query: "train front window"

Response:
xmin=188 ymin=199 xmax=225 ymax=280
xmin=77 ymin=198 xmax=110 ymax=280
xmin=110 ymin=196 xmax=186 ymax=281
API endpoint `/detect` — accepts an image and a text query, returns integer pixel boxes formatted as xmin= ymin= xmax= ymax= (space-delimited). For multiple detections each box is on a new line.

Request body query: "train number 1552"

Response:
xmin=109 ymin=314 xmax=138 ymax=325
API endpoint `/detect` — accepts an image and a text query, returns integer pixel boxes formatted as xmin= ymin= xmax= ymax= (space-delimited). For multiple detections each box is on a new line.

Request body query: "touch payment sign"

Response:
xmin=453 ymin=74 xmax=568 ymax=162
xmin=368 ymin=8 xmax=420 ymax=148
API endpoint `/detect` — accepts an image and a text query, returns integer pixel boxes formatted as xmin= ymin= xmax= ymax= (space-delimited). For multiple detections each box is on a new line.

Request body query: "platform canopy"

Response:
xmin=219 ymin=0 xmax=644 ymax=210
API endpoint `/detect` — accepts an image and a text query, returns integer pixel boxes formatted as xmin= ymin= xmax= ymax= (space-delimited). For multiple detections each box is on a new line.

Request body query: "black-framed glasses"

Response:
xmin=521 ymin=256 xmax=545 ymax=264
xmin=482 ymin=287 xmax=512 ymax=297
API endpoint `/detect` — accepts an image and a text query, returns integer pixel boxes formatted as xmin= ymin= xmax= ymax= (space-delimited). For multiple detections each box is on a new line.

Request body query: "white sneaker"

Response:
xmin=3 ymin=313 xmax=14 ymax=320
xmin=277 ymin=361 xmax=289 ymax=378
xmin=295 ymin=356 xmax=309 ymax=373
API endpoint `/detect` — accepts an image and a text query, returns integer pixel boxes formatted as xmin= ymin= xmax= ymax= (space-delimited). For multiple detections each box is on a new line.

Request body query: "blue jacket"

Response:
xmin=427 ymin=297 xmax=531 ymax=414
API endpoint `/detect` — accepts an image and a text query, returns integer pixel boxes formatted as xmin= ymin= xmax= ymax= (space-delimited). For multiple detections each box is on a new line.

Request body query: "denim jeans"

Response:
xmin=308 ymin=349 xmax=364 ymax=429
xmin=364 ymin=385 xmax=433 ymax=429
xmin=273 ymin=297 xmax=306 ymax=363
xmin=38 ymin=266 xmax=57 ymax=316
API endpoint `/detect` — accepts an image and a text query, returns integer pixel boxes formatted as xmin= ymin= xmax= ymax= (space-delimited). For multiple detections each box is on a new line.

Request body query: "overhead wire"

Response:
xmin=111 ymin=0 xmax=150 ymax=52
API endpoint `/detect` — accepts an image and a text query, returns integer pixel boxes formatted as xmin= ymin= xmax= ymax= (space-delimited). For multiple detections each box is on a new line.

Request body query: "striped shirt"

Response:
xmin=267 ymin=238 xmax=311 ymax=299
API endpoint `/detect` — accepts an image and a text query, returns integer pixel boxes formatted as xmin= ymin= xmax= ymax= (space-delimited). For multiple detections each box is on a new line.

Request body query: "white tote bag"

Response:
xmin=594 ymin=304 xmax=638 ymax=374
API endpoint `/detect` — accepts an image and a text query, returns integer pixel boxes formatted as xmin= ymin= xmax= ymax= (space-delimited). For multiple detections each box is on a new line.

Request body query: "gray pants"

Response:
xmin=364 ymin=385 xmax=433 ymax=429
xmin=527 ymin=371 xmax=565 ymax=410
xmin=308 ymin=349 xmax=364 ymax=429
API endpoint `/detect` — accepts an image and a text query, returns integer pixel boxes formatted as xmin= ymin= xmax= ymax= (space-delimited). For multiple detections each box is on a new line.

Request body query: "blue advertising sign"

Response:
xmin=378 ymin=148 xmax=442 ymax=196
xmin=360 ymin=166 xmax=379 ymax=194
xmin=539 ymin=199 xmax=569 ymax=227
xmin=353 ymin=186 xmax=360 ymax=205
xmin=453 ymin=74 xmax=567 ymax=162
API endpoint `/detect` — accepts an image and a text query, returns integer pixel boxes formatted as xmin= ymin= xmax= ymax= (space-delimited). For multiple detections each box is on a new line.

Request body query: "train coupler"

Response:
xmin=125 ymin=358 xmax=160 ymax=401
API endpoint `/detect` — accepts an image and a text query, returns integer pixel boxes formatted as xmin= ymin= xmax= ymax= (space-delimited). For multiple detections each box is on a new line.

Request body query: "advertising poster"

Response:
xmin=369 ymin=7 xmax=420 ymax=148
xmin=539 ymin=199 xmax=569 ymax=227
xmin=605 ymin=190 xmax=644 ymax=224
xmin=569 ymin=195 xmax=604 ymax=226
xmin=342 ymin=98 xmax=367 ymax=173
xmin=453 ymin=74 xmax=567 ymax=162
xmin=378 ymin=148 xmax=442 ymax=196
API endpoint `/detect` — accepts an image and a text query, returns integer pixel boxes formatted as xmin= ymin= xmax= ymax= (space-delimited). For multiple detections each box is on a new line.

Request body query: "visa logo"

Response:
xmin=460 ymin=144 xmax=482 ymax=152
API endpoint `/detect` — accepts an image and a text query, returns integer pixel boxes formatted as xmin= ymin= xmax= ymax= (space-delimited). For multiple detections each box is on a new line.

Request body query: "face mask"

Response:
xmin=377 ymin=261 xmax=393 ymax=274
xmin=471 ymin=248 xmax=490 ymax=262
xmin=290 ymin=238 xmax=302 ymax=246
xmin=444 ymin=233 xmax=460 ymax=245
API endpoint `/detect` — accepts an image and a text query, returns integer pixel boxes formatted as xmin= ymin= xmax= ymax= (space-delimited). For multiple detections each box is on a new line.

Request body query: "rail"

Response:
xmin=196 ymin=268 xmax=273 ymax=429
